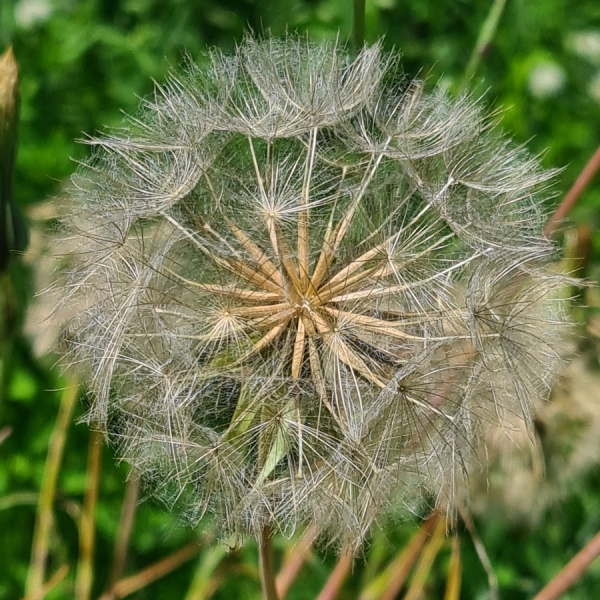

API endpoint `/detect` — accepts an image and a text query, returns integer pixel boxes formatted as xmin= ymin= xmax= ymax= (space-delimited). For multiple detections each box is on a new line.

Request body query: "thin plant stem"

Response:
xmin=459 ymin=506 xmax=498 ymax=600
xmin=353 ymin=0 xmax=366 ymax=49
xmin=111 ymin=542 xmax=200 ymax=598
xmin=545 ymin=144 xmax=600 ymax=236
xmin=0 ymin=491 xmax=38 ymax=511
xmin=398 ymin=516 xmax=446 ymax=600
xmin=443 ymin=534 xmax=462 ymax=600
xmin=533 ymin=529 xmax=600 ymax=600
xmin=75 ymin=429 xmax=103 ymax=600
xmin=458 ymin=0 xmax=507 ymax=93
xmin=25 ymin=382 xmax=78 ymax=599
xmin=184 ymin=544 xmax=228 ymax=600
xmin=259 ymin=526 xmax=280 ymax=600
xmin=359 ymin=510 xmax=441 ymax=600
xmin=20 ymin=565 xmax=70 ymax=600
xmin=0 ymin=491 xmax=81 ymax=518
xmin=101 ymin=472 xmax=141 ymax=599
xmin=276 ymin=524 xmax=317 ymax=599
xmin=316 ymin=548 xmax=353 ymax=600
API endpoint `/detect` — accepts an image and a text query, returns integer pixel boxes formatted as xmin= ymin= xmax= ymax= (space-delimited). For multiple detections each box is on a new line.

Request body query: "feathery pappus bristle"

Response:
xmin=54 ymin=36 xmax=572 ymax=550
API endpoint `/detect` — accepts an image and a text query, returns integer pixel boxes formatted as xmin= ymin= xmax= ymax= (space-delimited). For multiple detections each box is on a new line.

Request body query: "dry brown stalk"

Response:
xmin=315 ymin=548 xmax=354 ymax=600
xmin=75 ymin=430 xmax=103 ymax=600
xmin=400 ymin=516 xmax=446 ymax=600
xmin=545 ymin=144 xmax=600 ymax=236
xmin=0 ymin=46 xmax=20 ymax=271
xmin=111 ymin=542 xmax=200 ymax=598
xmin=100 ymin=472 xmax=141 ymax=599
xmin=533 ymin=529 xmax=600 ymax=600
xmin=275 ymin=525 xmax=317 ymax=598
xmin=359 ymin=511 xmax=441 ymax=600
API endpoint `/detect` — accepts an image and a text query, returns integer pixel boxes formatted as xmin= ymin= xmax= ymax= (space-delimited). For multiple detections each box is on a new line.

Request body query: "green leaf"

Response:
xmin=224 ymin=381 xmax=256 ymax=443
xmin=255 ymin=401 xmax=295 ymax=486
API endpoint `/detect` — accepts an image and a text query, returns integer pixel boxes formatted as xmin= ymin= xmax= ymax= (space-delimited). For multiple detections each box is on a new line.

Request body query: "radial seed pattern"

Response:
xmin=56 ymin=38 xmax=571 ymax=548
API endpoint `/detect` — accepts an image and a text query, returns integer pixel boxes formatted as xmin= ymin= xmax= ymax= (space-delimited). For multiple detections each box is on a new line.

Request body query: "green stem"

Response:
xmin=183 ymin=543 xmax=227 ymax=600
xmin=0 ymin=491 xmax=37 ymax=511
xmin=458 ymin=0 xmax=507 ymax=93
xmin=25 ymin=381 xmax=78 ymax=598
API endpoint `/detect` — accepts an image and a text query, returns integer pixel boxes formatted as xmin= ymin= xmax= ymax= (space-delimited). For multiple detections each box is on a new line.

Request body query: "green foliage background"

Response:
xmin=1 ymin=0 xmax=600 ymax=598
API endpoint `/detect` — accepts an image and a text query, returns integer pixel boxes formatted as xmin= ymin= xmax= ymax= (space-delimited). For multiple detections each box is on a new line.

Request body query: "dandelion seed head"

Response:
xmin=55 ymin=37 xmax=572 ymax=549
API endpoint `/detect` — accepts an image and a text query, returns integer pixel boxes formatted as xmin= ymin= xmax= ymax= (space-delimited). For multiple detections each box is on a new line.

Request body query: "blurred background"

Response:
xmin=1 ymin=0 xmax=600 ymax=598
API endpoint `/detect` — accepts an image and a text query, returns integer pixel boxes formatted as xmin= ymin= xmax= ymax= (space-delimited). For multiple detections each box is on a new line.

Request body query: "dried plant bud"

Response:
xmin=1 ymin=46 xmax=28 ymax=269
xmin=54 ymin=37 xmax=572 ymax=550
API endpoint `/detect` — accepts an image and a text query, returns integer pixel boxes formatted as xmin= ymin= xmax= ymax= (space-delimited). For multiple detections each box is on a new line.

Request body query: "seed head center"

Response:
xmin=292 ymin=294 xmax=318 ymax=317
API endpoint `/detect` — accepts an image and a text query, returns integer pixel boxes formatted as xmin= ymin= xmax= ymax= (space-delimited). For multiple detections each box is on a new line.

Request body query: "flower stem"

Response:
xmin=259 ymin=526 xmax=280 ymax=600
xmin=545 ymin=144 xmax=600 ymax=236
